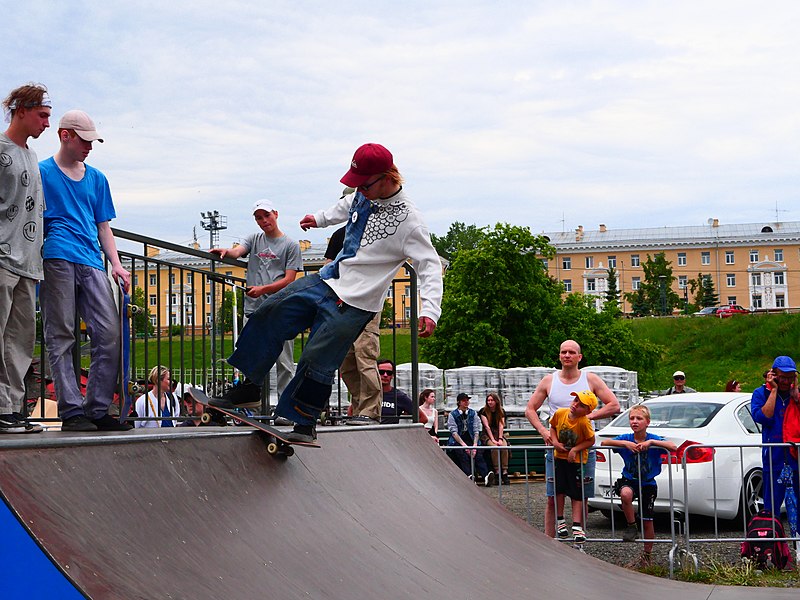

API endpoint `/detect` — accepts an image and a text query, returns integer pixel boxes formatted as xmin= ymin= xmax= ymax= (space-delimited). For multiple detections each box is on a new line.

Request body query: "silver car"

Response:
xmin=589 ymin=393 xmax=763 ymax=521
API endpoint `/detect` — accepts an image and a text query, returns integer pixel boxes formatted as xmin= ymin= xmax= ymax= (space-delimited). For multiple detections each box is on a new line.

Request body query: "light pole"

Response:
xmin=200 ymin=211 xmax=227 ymax=382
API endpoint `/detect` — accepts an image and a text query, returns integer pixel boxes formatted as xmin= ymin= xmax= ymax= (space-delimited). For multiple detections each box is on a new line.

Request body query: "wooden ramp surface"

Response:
xmin=0 ymin=426 xmax=795 ymax=599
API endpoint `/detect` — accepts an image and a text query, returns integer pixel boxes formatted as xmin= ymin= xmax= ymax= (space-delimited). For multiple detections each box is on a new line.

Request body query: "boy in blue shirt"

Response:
xmin=602 ymin=404 xmax=677 ymax=568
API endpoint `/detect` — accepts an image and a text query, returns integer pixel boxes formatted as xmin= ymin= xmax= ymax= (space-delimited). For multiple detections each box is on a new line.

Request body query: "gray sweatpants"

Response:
xmin=40 ymin=259 xmax=120 ymax=420
xmin=0 ymin=267 xmax=36 ymax=414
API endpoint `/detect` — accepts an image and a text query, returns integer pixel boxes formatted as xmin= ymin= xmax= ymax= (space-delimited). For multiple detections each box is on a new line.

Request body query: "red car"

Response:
xmin=717 ymin=304 xmax=750 ymax=318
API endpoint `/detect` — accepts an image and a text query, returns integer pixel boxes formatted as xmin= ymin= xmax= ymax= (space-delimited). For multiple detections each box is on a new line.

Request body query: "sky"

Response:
xmin=4 ymin=1 xmax=800 ymax=252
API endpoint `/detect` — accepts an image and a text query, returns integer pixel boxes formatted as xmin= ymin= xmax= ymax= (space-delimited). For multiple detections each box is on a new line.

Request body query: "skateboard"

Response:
xmin=187 ymin=387 xmax=319 ymax=456
xmin=118 ymin=281 xmax=143 ymax=423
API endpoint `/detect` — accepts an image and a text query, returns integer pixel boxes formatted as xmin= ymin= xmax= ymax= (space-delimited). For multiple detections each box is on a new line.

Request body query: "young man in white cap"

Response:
xmin=222 ymin=143 xmax=443 ymax=444
xmin=666 ymin=371 xmax=696 ymax=394
xmin=210 ymin=200 xmax=302 ymax=408
xmin=0 ymin=83 xmax=51 ymax=433
xmin=39 ymin=110 xmax=131 ymax=432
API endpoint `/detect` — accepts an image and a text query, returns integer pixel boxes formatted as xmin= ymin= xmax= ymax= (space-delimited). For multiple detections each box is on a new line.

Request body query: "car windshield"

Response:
xmin=609 ymin=402 xmax=723 ymax=429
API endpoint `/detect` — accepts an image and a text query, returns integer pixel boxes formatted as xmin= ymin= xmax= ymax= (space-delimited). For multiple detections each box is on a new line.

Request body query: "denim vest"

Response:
xmin=319 ymin=191 xmax=375 ymax=281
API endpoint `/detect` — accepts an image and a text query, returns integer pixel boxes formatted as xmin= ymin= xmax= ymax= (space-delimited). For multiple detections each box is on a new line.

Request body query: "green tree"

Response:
xmin=603 ymin=267 xmax=621 ymax=316
xmin=624 ymin=253 xmax=680 ymax=315
xmin=700 ymin=274 xmax=719 ymax=307
xmin=131 ymin=287 xmax=154 ymax=336
xmin=379 ymin=299 xmax=394 ymax=328
xmin=628 ymin=288 xmax=651 ymax=317
xmin=217 ymin=289 xmax=244 ymax=333
xmin=422 ymin=223 xmax=561 ymax=369
xmin=430 ymin=222 xmax=486 ymax=262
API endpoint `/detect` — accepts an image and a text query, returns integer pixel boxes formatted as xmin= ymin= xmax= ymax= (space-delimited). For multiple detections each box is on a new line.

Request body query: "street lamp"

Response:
xmin=658 ymin=275 xmax=667 ymax=316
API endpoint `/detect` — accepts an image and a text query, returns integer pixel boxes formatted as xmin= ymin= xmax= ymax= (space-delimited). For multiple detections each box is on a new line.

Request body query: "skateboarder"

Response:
xmin=210 ymin=199 xmax=302 ymax=407
xmin=0 ymin=83 xmax=51 ymax=433
xmin=222 ymin=143 xmax=443 ymax=444
xmin=39 ymin=109 xmax=132 ymax=432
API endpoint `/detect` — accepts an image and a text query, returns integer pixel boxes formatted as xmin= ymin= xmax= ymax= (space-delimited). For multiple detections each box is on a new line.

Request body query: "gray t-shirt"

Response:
xmin=0 ymin=133 xmax=44 ymax=279
xmin=240 ymin=232 xmax=302 ymax=315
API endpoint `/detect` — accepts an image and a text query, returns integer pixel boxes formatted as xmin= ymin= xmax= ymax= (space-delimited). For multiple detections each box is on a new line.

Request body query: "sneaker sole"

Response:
xmin=0 ymin=427 xmax=31 ymax=434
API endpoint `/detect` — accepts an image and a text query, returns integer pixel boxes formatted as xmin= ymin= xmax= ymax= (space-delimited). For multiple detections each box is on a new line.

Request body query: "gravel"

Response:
xmin=480 ymin=480 xmax=786 ymax=573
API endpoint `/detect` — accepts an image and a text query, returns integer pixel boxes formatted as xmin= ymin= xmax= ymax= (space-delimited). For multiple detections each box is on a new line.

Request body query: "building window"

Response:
xmin=170 ymin=273 xmax=176 ymax=285
xmin=749 ymin=249 xmax=759 ymax=263
xmin=541 ymin=259 xmax=548 ymax=270
xmin=206 ymin=294 xmax=211 ymax=304
xmin=678 ymin=275 xmax=687 ymax=289
xmin=607 ymin=256 xmax=616 ymax=269
xmin=632 ymin=277 xmax=641 ymax=290
xmin=187 ymin=272 xmax=193 ymax=284
xmin=225 ymin=271 xmax=233 ymax=277
xmin=186 ymin=314 xmax=194 ymax=325
xmin=751 ymin=273 xmax=762 ymax=286
xmin=727 ymin=296 xmax=737 ymax=306
xmin=133 ymin=275 xmax=139 ymax=286
xmin=630 ymin=255 xmax=640 ymax=267
xmin=725 ymin=251 xmax=734 ymax=264
xmin=170 ymin=294 xmax=177 ymax=304
xmin=677 ymin=252 xmax=686 ymax=266
xmin=149 ymin=274 xmax=157 ymax=286
xmin=149 ymin=294 xmax=157 ymax=306
xmin=774 ymin=272 xmax=785 ymax=285
xmin=701 ymin=252 xmax=710 ymax=265
xmin=726 ymin=273 xmax=735 ymax=287
xmin=775 ymin=249 xmax=784 ymax=262
xmin=776 ymin=295 xmax=786 ymax=308
xmin=170 ymin=314 xmax=177 ymax=325
xmin=585 ymin=256 xmax=594 ymax=269
xmin=562 ymin=257 xmax=571 ymax=270
xmin=185 ymin=294 xmax=194 ymax=304
xmin=586 ymin=278 xmax=596 ymax=292
xmin=563 ymin=279 xmax=572 ymax=292
xmin=387 ymin=286 xmax=393 ymax=298
xmin=752 ymin=295 xmax=762 ymax=309
xmin=149 ymin=316 xmax=157 ymax=327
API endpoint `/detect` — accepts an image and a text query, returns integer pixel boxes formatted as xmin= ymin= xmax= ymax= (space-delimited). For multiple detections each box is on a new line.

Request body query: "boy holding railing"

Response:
xmin=601 ymin=404 xmax=677 ymax=568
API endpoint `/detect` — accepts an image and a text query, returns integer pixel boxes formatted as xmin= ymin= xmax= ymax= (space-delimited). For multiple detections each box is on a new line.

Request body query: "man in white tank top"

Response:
xmin=525 ymin=339 xmax=620 ymax=537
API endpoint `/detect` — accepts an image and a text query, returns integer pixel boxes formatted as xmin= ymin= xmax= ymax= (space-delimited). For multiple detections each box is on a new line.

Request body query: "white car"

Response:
xmin=589 ymin=393 xmax=763 ymax=521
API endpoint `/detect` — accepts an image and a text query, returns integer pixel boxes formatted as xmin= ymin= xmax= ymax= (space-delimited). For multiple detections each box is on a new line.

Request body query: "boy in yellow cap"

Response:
xmin=549 ymin=390 xmax=597 ymax=545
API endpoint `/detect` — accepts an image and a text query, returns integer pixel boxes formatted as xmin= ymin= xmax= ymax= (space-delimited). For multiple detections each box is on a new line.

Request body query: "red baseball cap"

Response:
xmin=340 ymin=143 xmax=393 ymax=187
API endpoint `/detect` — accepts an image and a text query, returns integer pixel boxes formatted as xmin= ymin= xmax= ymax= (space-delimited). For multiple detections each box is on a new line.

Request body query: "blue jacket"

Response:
xmin=751 ymin=384 xmax=791 ymax=468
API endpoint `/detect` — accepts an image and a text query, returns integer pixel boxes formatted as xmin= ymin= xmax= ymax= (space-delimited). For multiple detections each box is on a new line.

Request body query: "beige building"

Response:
xmin=541 ymin=220 xmax=800 ymax=313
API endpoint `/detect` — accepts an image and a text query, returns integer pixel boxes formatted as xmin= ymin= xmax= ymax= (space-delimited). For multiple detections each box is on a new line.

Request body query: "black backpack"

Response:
xmin=741 ymin=510 xmax=792 ymax=570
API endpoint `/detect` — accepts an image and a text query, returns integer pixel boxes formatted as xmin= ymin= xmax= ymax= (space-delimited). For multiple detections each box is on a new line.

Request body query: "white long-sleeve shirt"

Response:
xmin=313 ymin=188 xmax=443 ymax=322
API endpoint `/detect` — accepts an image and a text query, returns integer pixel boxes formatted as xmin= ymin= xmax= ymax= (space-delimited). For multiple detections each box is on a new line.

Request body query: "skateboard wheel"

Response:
xmin=200 ymin=412 xmax=212 ymax=425
xmin=266 ymin=441 xmax=279 ymax=455
xmin=283 ymin=445 xmax=295 ymax=457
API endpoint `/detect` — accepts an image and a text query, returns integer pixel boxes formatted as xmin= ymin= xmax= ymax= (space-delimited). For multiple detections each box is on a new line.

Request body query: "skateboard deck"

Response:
xmin=187 ymin=387 xmax=319 ymax=455
xmin=118 ymin=281 xmax=142 ymax=424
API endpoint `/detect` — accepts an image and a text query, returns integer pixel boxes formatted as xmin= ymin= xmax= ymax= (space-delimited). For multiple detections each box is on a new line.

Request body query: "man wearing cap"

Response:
xmin=0 ymin=83 xmax=51 ymax=433
xmin=39 ymin=109 xmax=131 ymax=432
xmin=666 ymin=371 xmax=696 ymax=395
xmin=210 ymin=200 xmax=302 ymax=407
xmin=446 ymin=392 xmax=489 ymax=482
xmin=525 ymin=339 xmax=620 ymax=537
xmin=752 ymin=355 xmax=800 ymax=515
xmin=225 ymin=143 xmax=443 ymax=444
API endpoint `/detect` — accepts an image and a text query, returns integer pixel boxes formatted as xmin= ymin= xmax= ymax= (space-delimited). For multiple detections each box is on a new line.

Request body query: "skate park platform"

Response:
xmin=0 ymin=425 xmax=796 ymax=599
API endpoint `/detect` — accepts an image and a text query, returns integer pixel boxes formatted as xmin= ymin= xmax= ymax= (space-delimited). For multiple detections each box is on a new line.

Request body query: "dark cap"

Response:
xmin=456 ymin=393 xmax=471 ymax=402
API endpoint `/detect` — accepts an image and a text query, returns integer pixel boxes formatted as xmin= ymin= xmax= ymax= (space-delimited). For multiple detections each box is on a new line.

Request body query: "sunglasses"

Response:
xmin=674 ymin=376 xmax=685 ymax=380
xmin=359 ymin=174 xmax=385 ymax=191
xmin=379 ymin=369 xmax=394 ymax=375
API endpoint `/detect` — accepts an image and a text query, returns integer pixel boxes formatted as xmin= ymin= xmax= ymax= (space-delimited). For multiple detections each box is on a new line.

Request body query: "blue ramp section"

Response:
xmin=0 ymin=496 xmax=84 ymax=600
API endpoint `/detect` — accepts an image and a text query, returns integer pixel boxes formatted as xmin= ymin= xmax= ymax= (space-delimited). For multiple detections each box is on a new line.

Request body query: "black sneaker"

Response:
xmin=286 ymin=424 xmax=317 ymax=444
xmin=0 ymin=413 xmax=29 ymax=434
xmin=12 ymin=412 xmax=43 ymax=433
xmin=91 ymin=414 xmax=133 ymax=431
xmin=345 ymin=415 xmax=378 ymax=426
xmin=484 ymin=471 xmax=496 ymax=487
xmin=501 ymin=472 xmax=510 ymax=485
xmin=61 ymin=415 xmax=98 ymax=432
xmin=212 ymin=381 xmax=262 ymax=409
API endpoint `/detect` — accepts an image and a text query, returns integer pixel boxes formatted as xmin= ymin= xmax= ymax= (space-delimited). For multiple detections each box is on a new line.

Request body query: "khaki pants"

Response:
xmin=340 ymin=313 xmax=381 ymax=420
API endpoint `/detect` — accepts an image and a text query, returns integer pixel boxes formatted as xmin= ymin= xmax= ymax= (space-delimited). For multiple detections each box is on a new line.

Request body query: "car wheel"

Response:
xmin=737 ymin=469 xmax=763 ymax=522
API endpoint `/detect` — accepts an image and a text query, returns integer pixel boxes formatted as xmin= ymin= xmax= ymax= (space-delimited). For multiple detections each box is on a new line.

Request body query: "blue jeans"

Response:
xmin=545 ymin=449 xmax=596 ymax=499
xmin=229 ymin=274 xmax=373 ymax=425
xmin=762 ymin=451 xmax=800 ymax=515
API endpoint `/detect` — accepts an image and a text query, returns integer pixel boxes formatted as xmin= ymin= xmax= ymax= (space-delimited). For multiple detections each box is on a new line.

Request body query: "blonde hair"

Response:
xmin=629 ymin=404 xmax=650 ymax=420
xmin=147 ymin=365 xmax=170 ymax=385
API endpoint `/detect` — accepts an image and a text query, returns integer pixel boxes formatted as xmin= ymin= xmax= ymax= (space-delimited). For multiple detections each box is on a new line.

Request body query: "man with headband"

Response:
xmin=39 ymin=110 xmax=131 ymax=432
xmin=0 ymin=83 xmax=51 ymax=433
xmin=220 ymin=143 xmax=443 ymax=444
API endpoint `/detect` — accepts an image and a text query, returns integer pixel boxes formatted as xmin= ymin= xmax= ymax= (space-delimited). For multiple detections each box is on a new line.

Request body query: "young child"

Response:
xmin=549 ymin=390 xmax=597 ymax=544
xmin=601 ymin=404 xmax=677 ymax=568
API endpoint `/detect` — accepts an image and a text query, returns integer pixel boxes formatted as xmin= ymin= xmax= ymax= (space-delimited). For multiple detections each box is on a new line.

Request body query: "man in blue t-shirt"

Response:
xmin=39 ymin=110 xmax=131 ymax=432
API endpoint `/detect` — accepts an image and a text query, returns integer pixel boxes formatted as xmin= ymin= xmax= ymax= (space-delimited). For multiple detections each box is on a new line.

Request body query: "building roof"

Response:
xmin=542 ymin=221 xmax=800 ymax=251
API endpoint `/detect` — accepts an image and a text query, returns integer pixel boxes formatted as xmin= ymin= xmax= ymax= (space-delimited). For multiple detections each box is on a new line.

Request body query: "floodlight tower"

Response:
xmin=200 ymin=211 xmax=227 ymax=380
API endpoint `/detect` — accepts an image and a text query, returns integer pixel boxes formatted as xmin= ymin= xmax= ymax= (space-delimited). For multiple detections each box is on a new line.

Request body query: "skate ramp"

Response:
xmin=0 ymin=426 xmax=795 ymax=600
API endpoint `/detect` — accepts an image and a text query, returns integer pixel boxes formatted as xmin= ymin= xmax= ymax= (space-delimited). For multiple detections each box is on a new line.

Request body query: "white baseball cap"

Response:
xmin=673 ymin=371 xmax=685 ymax=378
xmin=252 ymin=199 xmax=276 ymax=214
xmin=58 ymin=109 xmax=104 ymax=142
